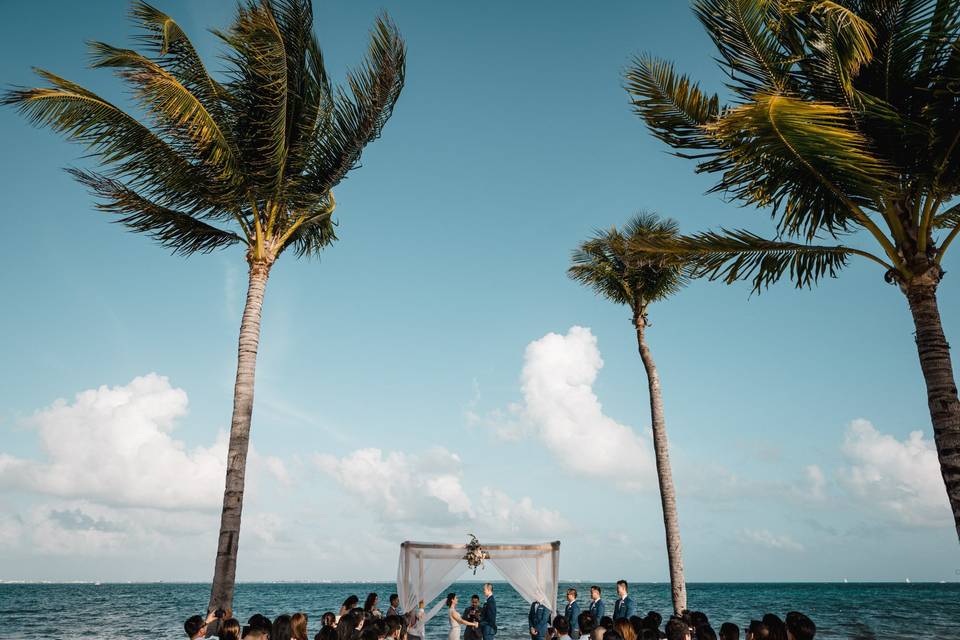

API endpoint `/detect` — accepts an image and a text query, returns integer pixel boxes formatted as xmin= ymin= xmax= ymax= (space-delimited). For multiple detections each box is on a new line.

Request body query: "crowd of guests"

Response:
xmin=183 ymin=583 xmax=817 ymax=640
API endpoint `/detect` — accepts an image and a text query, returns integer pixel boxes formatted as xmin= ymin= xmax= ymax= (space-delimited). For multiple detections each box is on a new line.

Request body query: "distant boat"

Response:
xmin=843 ymin=579 xmax=848 ymax=584
xmin=905 ymin=578 xmax=911 ymax=584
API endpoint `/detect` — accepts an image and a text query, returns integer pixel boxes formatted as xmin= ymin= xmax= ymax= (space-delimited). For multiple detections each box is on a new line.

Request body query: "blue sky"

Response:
xmin=0 ymin=0 xmax=958 ymax=583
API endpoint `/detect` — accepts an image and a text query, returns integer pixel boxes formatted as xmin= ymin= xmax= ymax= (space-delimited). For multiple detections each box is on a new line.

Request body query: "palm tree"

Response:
xmin=4 ymin=0 xmax=405 ymax=611
xmin=569 ymin=213 xmax=689 ymax=615
xmin=625 ymin=0 xmax=960 ymax=539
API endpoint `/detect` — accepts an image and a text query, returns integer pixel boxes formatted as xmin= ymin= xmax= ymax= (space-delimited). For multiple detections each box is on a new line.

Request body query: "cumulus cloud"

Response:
xmin=315 ymin=447 xmax=567 ymax=535
xmin=0 ymin=374 xmax=226 ymax=510
xmin=517 ymin=326 xmax=656 ymax=489
xmin=739 ymin=528 xmax=805 ymax=552
xmin=839 ymin=418 xmax=949 ymax=527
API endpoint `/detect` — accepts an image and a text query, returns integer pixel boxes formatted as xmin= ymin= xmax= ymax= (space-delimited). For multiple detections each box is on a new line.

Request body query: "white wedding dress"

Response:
xmin=447 ymin=607 xmax=461 ymax=640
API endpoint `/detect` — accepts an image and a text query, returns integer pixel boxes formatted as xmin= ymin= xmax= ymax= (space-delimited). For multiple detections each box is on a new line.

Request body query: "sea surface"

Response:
xmin=0 ymin=581 xmax=957 ymax=639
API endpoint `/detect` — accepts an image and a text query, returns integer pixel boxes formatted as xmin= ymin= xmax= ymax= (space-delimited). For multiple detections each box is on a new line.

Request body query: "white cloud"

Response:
xmin=0 ymin=374 xmax=226 ymax=510
xmin=839 ymin=418 xmax=949 ymax=527
xmin=518 ymin=326 xmax=655 ymax=489
xmin=801 ymin=465 xmax=826 ymax=502
xmin=739 ymin=528 xmax=805 ymax=552
xmin=315 ymin=447 xmax=567 ymax=536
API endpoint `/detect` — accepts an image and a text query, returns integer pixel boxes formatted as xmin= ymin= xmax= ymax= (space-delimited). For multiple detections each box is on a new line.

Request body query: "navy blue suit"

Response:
xmin=564 ymin=600 xmax=581 ymax=638
xmin=588 ymin=598 xmax=605 ymax=623
xmin=480 ymin=595 xmax=497 ymax=640
xmin=528 ymin=602 xmax=550 ymax=640
xmin=613 ymin=596 xmax=635 ymax=621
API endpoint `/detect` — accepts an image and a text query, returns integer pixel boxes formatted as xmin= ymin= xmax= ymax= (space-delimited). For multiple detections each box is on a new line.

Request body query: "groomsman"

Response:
xmin=386 ymin=594 xmax=403 ymax=617
xmin=612 ymin=580 xmax=635 ymax=620
xmin=587 ymin=586 xmax=604 ymax=623
xmin=528 ymin=601 xmax=550 ymax=640
xmin=563 ymin=589 xmax=580 ymax=639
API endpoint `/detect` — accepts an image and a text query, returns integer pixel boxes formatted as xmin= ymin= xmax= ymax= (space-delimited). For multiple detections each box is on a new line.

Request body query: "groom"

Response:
xmin=479 ymin=583 xmax=497 ymax=640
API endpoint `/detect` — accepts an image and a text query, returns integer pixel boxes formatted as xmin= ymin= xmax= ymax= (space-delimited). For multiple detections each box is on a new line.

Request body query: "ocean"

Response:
xmin=0 ymin=581 xmax=957 ymax=639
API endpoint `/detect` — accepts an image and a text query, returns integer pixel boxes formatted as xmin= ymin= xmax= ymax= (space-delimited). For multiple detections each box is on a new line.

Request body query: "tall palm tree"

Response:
xmin=3 ymin=0 xmax=405 ymax=611
xmin=626 ymin=0 xmax=960 ymax=539
xmin=569 ymin=213 xmax=689 ymax=615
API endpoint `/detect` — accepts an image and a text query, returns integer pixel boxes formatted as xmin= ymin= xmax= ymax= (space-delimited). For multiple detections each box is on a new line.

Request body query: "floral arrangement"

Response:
xmin=463 ymin=534 xmax=489 ymax=574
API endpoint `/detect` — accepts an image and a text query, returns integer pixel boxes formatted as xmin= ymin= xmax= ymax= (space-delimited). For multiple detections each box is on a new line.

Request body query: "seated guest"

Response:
xmin=554 ymin=615 xmax=572 ymax=640
xmin=245 ymin=614 xmax=273 ymax=640
xmin=784 ymin=613 xmax=815 ymax=640
xmin=340 ymin=596 xmax=361 ymax=620
xmin=642 ymin=612 xmax=661 ymax=634
xmin=666 ymin=618 xmax=692 ymax=640
xmin=719 ymin=623 xmax=739 ymax=640
xmin=761 ymin=615 xmax=786 ymax=640
xmin=637 ymin=630 xmax=658 ymax=640
xmin=745 ymin=621 xmax=769 ymax=640
xmin=316 ymin=628 xmax=339 ymax=640
xmin=588 ymin=587 xmax=605 ymax=623
xmin=244 ymin=629 xmax=269 ymax=640
xmin=384 ymin=616 xmax=403 ymax=640
xmin=322 ymin=612 xmax=338 ymax=628
xmin=338 ymin=613 xmax=359 ymax=640
xmin=292 ymin=613 xmax=309 ymax=640
xmin=184 ymin=614 xmax=213 ymax=640
xmin=696 ymin=626 xmax=716 ymax=640
xmin=274 ymin=614 xmax=294 ymax=640
xmin=598 ymin=616 xmax=615 ymax=640
xmin=387 ymin=594 xmax=403 ymax=617
xmin=365 ymin=593 xmax=383 ymax=619
xmin=602 ymin=631 xmax=623 ymax=640
xmin=613 ymin=618 xmax=636 ymax=640
xmin=220 ymin=618 xmax=241 ymax=640
xmin=613 ymin=581 xmax=635 ymax=621
xmin=577 ymin=612 xmax=597 ymax=640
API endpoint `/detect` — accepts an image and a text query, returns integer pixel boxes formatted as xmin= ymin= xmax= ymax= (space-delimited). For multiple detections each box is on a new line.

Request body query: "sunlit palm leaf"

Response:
xmin=630 ymin=227 xmax=853 ymax=291
xmin=625 ymin=56 xmax=722 ymax=152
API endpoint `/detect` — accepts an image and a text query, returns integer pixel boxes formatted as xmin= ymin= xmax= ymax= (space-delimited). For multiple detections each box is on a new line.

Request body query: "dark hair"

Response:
xmin=317 ymin=627 xmax=339 ymax=640
xmin=184 ymin=615 xmax=206 ymax=638
xmin=273 ymin=614 xmax=294 ymax=640
xmin=696 ymin=625 xmax=717 ymax=640
xmin=616 ymin=580 xmax=628 ymax=590
xmin=761 ymin=615 xmax=786 ymax=640
xmin=248 ymin=614 xmax=273 ymax=633
xmin=590 ymin=585 xmax=602 ymax=595
xmin=644 ymin=612 xmax=662 ymax=631
xmin=361 ymin=628 xmax=380 ymax=640
xmin=690 ymin=612 xmax=709 ymax=629
xmin=746 ymin=621 xmax=769 ymax=640
xmin=365 ymin=593 xmax=380 ymax=612
xmin=221 ymin=618 xmax=241 ymax=640
xmin=638 ymin=630 xmax=659 ymax=640
xmin=629 ymin=616 xmax=644 ymax=637
xmin=719 ymin=622 xmax=739 ymax=640
xmin=471 ymin=594 xmax=480 ymax=601
xmin=666 ymin=618 xmax=690 ymax=640
xmin=385 ymin=616 xmax=403 ymax=637
xmin=390 ymin=594 xmax=400 ymax=604
xmin=784 ymin=613 xmax=814 ymax=640
xmin=322 ymin=612 xmax=337 ymax=627
xmin=578 ymin=612 xmax=597 ymax=635
xmin=603 ymin=631 xmax=624 ymax=640
xmin=600 ymin=616 xmax=615 ymax=630
xmin=554 ymin=615 xmax=570 ymax=635
xmin=567 ymin=587 xmax=578 ymax=598
xmin=338 ymin=613 xmax=358 ymax=640
xmin=344 ymin=595 xmax=361 ymax=610
xmin=446 ymin=593 xmax=457 ymax=606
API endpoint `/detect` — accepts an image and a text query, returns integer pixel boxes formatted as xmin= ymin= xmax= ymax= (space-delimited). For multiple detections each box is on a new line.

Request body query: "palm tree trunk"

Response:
xmin=633 ymin=312 xmax=687 ymax=615
xmin=904 ymin=281 xmax=960 ymax=540
xmin=208 ymin=259 xmax=271 ymax=613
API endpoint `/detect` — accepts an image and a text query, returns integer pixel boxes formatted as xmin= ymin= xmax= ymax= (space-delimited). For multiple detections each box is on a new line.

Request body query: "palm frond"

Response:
xmin=933 ymin=201 xmax=960 ymax=228
xmin=306 ymin=13 xmax=405 ymax=194
xmin=630 ymin=227 xmax=854 ymax=292
xmin=693 ymin=0 xmax=795 ymax=98
xmin=68 ymin=168 xmax=242 ymax=255
xmin=569 ymin=212 xmax=688 ymax=309
xmin=625 ymin=55 xmax=722 ymax=151
xmin=702 ymin=93 xmax=894 ymax=237
xmin=1 ymin=69 xmax=222 ymax=215
xmin=88 ymin=42 xmax=241 ymax=181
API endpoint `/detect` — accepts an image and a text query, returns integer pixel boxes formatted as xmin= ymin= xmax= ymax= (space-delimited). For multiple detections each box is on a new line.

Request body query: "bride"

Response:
xmin=446 ymin=593 xmax=478 ymax=640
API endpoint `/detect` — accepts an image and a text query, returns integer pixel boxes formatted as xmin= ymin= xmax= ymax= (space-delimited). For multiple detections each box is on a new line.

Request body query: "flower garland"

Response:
xmin=463 ymin=534 xmax=490 ymax=574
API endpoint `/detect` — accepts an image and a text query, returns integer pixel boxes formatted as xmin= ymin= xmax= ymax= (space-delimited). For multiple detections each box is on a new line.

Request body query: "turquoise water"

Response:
xmin=0 ymin=581 xmax=957 ymax=639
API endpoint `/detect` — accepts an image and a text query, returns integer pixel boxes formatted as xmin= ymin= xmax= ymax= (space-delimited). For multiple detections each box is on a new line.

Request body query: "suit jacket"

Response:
xmin=588 ymin=599 xmax=604 ymax=623
xmin=528 ymin=602 xmax=550 ymax=639
xmin=481 ymin=596 xmax=497 ymax=634
xmin=386 ymin=606 xmax=403 ymax=618
xmin=613 ymin=596 xmax=635 ymax=621
xmin=564 ymin=601 xmax=580 ymax=638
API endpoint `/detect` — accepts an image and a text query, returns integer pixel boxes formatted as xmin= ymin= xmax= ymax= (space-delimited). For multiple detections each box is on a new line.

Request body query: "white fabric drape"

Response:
xmin=488 ymin=548 xmax=560 ymax=613
xmin=397 ymin=541 xmax=561 ymax=639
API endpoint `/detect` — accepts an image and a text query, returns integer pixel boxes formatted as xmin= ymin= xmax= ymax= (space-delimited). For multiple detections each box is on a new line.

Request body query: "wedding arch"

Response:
xmin=397 ymin=538 xmax=561 ymax=634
